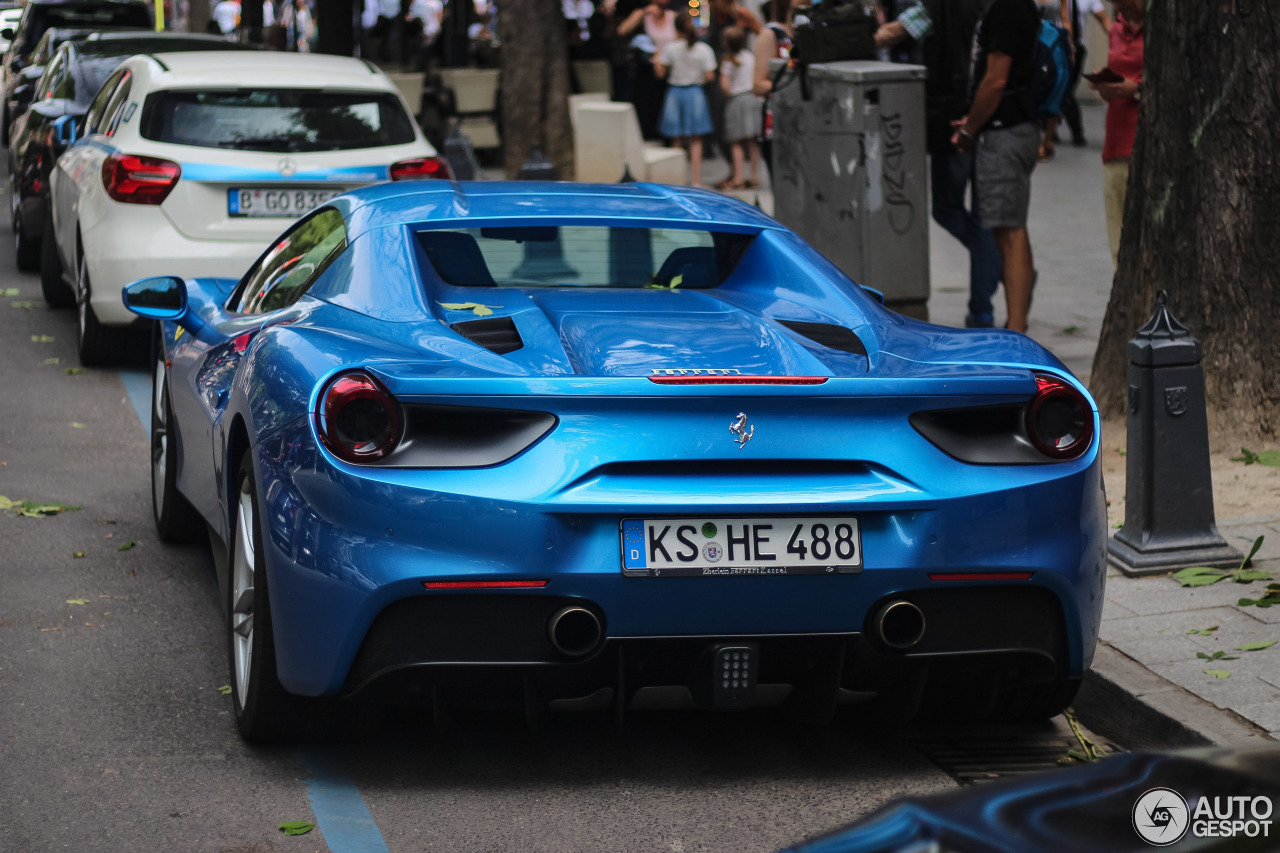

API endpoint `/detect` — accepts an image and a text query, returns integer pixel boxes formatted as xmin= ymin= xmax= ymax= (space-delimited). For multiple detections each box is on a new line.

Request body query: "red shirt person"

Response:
xmin=1091 ymin=0 xmax=1144 ymax=263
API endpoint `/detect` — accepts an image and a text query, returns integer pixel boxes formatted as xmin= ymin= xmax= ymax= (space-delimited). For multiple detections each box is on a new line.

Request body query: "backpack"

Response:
xmin=1027 ymin=18 xmax=1072 ymax=120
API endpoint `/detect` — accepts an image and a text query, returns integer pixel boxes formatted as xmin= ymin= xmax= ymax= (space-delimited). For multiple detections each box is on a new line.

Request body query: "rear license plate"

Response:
xmin=228 ymin=188 xmax=343 ymax=217
xmin=621 ymin=517 xmax=862 ymax=577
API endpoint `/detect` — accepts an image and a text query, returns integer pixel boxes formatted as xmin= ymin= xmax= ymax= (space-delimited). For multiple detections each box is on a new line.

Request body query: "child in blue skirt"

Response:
xmin=654 ymin=13 xmax=717 ymax=187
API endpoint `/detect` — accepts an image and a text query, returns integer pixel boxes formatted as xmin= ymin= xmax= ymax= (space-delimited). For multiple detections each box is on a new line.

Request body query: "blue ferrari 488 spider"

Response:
xmin=123 ymin=181 xmax=1106 ymax=741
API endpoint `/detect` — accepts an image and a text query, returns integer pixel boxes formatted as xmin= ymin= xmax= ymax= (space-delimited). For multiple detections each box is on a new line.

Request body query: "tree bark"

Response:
xmin=1091 ymin=1 xmax=1280 ymax=441
xmin=499 ymin=0 xmax=574 ymax=179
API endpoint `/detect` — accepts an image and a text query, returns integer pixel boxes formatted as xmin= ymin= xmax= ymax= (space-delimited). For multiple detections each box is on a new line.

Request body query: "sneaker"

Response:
xmin=965 ymin=313 xmax=995 ymax=328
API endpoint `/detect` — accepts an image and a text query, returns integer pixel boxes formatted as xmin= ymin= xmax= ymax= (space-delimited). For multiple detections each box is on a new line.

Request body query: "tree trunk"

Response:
xmin=1090 ymin=1 xmax=1280 ymax=442
xmin=499 ymin=0 xmax=573 ymax=179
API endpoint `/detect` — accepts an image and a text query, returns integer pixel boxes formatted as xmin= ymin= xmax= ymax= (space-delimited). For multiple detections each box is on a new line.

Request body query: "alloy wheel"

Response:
xmin=231 ymin=482 xmax=256 ymax=710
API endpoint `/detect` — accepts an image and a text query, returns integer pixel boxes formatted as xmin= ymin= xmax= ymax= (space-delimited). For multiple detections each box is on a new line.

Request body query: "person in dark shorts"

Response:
xmin=951 ymin=0 xmax=1039 ymax=333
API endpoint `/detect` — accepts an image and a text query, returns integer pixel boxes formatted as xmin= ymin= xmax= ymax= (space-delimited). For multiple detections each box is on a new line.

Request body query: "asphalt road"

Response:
xmin=0 ymin=183 xmax=1113 ymax=852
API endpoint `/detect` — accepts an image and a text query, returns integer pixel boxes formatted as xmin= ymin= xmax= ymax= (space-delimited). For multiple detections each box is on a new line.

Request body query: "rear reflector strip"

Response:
xmin=423 ymin=580 xmax=548 ymax=590
xmin=929 ymin=572 xmax=1034 ymax=582
xmin=648 ymin=375 xmax=829 ymax=386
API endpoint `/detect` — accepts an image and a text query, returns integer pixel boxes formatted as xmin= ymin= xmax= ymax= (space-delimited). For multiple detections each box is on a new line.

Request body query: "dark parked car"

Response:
xmin=8 ymin=32 xmax=253 ymax=276
xmin=0 ymin=0 xmax=151 ymax=143
xmin=6 ymin=27 xmax=106 ymax=126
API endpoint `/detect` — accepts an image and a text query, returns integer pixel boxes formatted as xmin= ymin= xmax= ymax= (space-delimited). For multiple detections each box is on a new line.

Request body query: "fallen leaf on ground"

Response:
xmin=73 ymin=552 xmax=85 ymax=558
xmin=70 ymin=423 xmax=86 ymax=429
xmin=1186 ymin=626 xmax=1219 ymax=636
xmin=217 ymin=685 xmax=232 ymax=695
xmin=11 ymin=300 xmax=38 ymax=309
xmin=278 ymin=822 xmax=314 ymax=837
xmin=43 ymin=358 xmax=60 ymax=365
xmin=1 ymin=287 xmax=19 ymax=296
xmin=1204 ymin=669 xmax=1231 ymax=679
xmin=66 ymin=599 xmax=90 ymax=605
xmin=30 ymin=335 xmax=54 ymax=343
xmin=117 ymin=541 xmax=136 ymax=552
xmin=65 ymin=368 xmax=88 ymax=376
xmin=1234 ymin=640 xmax=1277 ymax=652
xmin=40 ymin=627 xmax=62 ymax=632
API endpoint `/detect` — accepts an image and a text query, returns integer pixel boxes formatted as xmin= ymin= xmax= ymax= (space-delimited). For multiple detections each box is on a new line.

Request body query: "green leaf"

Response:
xmin=1234 ymin=570 xmax=1274 ymax=583
xmin=1232 ymin=448 xmax=1260 ymax=464
xmin=1204 ymin=669 xmax=1231 ymax=679
xmin=1196 ymin=651 xmax=1212 ymax=659
xmin=278 ymin=821 xmax=314 ymax=836
xmin=217 ymin=685 xmax=232 ymax=695
xmin=1115 ymin=448 xmax=1127 ymax=456
xmin=0 ymin=496 xmax=12 ymax=509
xmin=117 ymin=541 xmax=136 ymax=552
xmin=66 ymin=598 xmax=90 ymax=605
xmin=1258 ymin=450 xmax=1280 ymax=466
xmin=11 ymin=300 xmax=39 ymax=309
xmin=30 ymin=335 xmax=54 ymax=343
xmin=1173 ymin=566 xmax=1223 ymax=578
xmin=65 ymin=368 xmax=88 ymax=376
xmin=437 ymin=301 xmax=501 ymax=317
xmin=43 ymin=357 xmax=61 ymax=365
xmin=73 ymin=551 xmax=85 ymax=558
xmin=1234 ymin=641 xmax=1277 ymax=652
xmin=1062 ymin=325 xmax=1080 ymax=335
xmin=1239 ymin=598 xmax=1260 ymax=607
xmin=1181 ymin=574 xmax=1228 ymax=587
xmin=1187 ymin=626 xmax=1219 ymax=636
xmin=1242 ymin=535 xmax=1265 ymax=568
xmin=1 ymin=287 xmax=19 ymax=296
xmin=70 ymin=423 xmax=86 ymax=429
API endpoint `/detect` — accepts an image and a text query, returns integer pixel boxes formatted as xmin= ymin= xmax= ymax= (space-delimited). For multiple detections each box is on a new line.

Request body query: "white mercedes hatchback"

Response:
xmin=46 ymin=51 xmax=448 ymax=364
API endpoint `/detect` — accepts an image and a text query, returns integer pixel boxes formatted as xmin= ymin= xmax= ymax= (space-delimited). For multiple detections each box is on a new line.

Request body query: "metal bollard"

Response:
xmin=1107 ymin=290 xmax=1242 ymax=575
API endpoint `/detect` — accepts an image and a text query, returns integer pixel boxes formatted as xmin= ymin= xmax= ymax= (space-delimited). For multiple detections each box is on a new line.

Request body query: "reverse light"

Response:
xmin=389 ymin=157 xmax=452 ymax=181
xmin=1026 ymin=373 xmax=1093 ymax=459
xmin=316 ymin=371 xmax=403 ymax=463
xmin=102 ymin=154 xmax=181 ymax=205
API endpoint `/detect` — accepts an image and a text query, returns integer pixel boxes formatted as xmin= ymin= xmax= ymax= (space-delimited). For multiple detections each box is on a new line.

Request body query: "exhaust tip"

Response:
xmin=548 ymin=606 xmax=603 ymax=657
xmin=874 ymin=600 xmax=926 ymax=651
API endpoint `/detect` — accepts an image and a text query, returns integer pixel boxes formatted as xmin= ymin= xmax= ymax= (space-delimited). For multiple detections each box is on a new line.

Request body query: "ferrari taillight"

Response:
xmin=102 ymin=154 xmax=181 ymax=205
xmin=1026 ymin=374 xmax=1093 ymax=459
xmin=389 ymin=157 xmax=452 ymax=181
xmin=316 ymin=371 xmax=402 ymax=463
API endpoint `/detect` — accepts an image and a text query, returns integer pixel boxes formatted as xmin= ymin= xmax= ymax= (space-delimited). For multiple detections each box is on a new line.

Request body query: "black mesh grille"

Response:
xmin=451 ymin=316 xmax=523 ymax=355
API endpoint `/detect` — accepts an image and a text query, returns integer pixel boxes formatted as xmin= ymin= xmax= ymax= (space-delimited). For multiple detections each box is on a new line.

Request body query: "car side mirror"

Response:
xmin=123 ymin=276 xmax=189 ymax=320
xmin=861 ymin=285 xmax=886 ymax=304
xmin=51 ymin=113 xmax=79 ymax=146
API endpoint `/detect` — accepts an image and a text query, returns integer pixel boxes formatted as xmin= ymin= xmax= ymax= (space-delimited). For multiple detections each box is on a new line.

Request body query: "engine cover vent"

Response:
xmin=451 ymin=316 xmax=524 ymax=355
xmin=776 ymin=320 xmax=868 ymax=356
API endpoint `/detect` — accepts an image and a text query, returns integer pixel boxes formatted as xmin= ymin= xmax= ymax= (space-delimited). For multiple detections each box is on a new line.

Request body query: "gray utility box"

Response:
xmin=771 ymin=61 xmax=929 ymax=319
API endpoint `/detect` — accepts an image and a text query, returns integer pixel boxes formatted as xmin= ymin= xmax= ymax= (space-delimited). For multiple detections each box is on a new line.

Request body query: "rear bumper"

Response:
xmin=252 ymin=432 xmax=1108 ymax=700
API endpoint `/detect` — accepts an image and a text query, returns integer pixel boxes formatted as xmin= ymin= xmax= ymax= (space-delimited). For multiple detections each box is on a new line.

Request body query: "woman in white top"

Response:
xmin=655 ymin=13 xmax=717 ymax=187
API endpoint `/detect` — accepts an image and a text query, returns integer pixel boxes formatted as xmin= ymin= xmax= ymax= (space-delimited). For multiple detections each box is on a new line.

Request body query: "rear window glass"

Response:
xmin=22 ymin=5 xmax=151 ymax=52
xmin=416 ymin=226 xmax=754 ymax=289
xmin=139 ymin=89 xmax=416 ymax=151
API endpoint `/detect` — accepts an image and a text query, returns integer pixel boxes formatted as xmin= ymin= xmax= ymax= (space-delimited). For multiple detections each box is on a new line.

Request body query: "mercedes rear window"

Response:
xmin=139 ymin=89 xmax=416 ymax=152
xmin=416 ymin=226 xmax=754 ymax=289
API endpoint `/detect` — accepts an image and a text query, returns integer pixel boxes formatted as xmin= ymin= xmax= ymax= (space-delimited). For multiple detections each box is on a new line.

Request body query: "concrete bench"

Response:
xmin=573 ymin=101 xmax=685 ymax=185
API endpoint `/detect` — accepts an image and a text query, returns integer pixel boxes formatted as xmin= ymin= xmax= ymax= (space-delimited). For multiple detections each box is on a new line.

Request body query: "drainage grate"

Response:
xmin=908 ymin=716 xmax=1122 ymax=785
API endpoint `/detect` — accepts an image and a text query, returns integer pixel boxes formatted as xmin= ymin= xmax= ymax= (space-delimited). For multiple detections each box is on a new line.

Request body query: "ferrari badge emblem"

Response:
xmin=729 ymin=413 xmax=754 ymax=449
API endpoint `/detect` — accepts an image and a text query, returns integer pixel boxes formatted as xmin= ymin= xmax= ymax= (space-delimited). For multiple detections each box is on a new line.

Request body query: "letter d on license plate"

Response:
xmin=620 ymin=516 xmax=862 ymax=577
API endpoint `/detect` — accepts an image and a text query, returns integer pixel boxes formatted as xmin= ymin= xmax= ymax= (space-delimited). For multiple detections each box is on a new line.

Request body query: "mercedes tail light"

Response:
xmin=1026 ymin=373 xmax=1093 ymax=459
xmin=102 ymin=154 xmax=181 ymax=205
xmin=389 ymin=157 xmax=452 ymax=181
xmin=316 ymin=371 xmax=403 ymax=463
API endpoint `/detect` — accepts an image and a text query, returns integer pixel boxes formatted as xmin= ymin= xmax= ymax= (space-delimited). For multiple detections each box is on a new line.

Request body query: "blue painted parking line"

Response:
xmin=120 ymin=368 xmax=151 ymax=438
xmin=298 ymin=749 xmax=392 ymax=853
xmin=119 ymin=367 xmax=388 ymax=853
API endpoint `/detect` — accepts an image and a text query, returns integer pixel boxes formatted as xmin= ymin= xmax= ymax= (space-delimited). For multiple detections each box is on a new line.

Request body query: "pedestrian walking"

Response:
xmin=876 ymin=0 xmax=1001 ymax=328
xmin=751 ymin=0 xmax=792 ymax=177
xmin=716 ymin=25 xmax=762 ymax=190
xmin=951 ymin=0 xmax=1040 ymax=333
xmin=1089 ymin=0 xmax=1142 ymax=264
xmin=655 ymin=13 xmax=717 ymax=187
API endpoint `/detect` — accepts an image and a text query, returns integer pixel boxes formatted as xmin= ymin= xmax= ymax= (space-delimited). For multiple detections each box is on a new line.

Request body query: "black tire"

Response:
xmin=150 ymin=340 xmax=203 ymax=542
xmin=75 ymin=251 xmax=120 ymax=366
xmin=40 ymin=210 xmax=70 ymax=307
xmin=13 ymin=205 xmax=38 ymax=271
xmin=229 ymin=452 xmax=350 ymax=742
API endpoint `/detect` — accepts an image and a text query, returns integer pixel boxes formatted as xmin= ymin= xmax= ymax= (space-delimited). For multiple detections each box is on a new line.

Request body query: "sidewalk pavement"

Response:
xmin=497 ymin=101 xmax=1280 ymax=747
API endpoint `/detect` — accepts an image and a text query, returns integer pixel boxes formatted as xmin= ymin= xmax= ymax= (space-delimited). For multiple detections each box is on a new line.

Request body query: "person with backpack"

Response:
xmin=950 ymin=0 xmax=1040 ymax=334
xmin=875 ymin=0 xmax=1003 ymax=329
